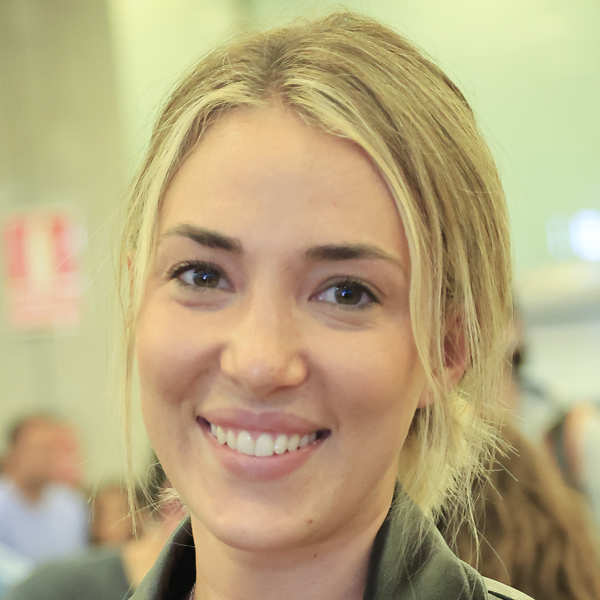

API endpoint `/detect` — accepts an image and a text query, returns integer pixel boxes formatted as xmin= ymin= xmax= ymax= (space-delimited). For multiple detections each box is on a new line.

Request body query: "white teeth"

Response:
xmin=237 ymin=431 xmax=255 ymax=455
xmin=216 ymin=426 xmax=227 ymax=445
xmin=299 ymin=432 xmax=316 ymax=447
xmin=207 ymin=425 xmax=321 ymax=458
xmin=287 ymin=434 xmax=300 ymax=452
xmin=226 ymin=429 xmax=237 ymax=449
xmin=255 ymin=433 xmax=274 ymax=457
xmin=274 ymin=434 xmax=288 ymax=455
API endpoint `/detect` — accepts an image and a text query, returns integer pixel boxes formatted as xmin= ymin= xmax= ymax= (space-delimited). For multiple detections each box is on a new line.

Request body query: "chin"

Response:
xmin=187 ymin=491 xmax=331 ymax=554
xmin=195 ymin=511 xmax=317 ymax=553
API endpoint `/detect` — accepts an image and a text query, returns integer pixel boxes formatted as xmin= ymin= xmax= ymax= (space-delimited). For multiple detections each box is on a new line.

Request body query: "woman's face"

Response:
xmin=136 ymin=105 xmax=425 ymax=552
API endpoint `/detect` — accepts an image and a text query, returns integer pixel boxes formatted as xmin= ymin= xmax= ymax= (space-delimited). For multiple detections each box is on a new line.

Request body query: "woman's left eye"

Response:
xmin=314 ymin=280 xmax=378 ymax=308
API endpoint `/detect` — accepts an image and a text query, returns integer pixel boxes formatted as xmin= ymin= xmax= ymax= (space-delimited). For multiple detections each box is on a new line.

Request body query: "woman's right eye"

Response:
xmin=168 ymin=261 xmax=229 ymax=291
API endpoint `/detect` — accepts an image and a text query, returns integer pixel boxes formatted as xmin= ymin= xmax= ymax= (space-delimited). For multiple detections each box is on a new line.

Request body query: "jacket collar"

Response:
xmin=364 ymin=494 xmax=486 ymax=599
xmin=132 ymin=518 xmax=196 ymax=600
xmin=132 ymin=493 xmax=486 ymax=600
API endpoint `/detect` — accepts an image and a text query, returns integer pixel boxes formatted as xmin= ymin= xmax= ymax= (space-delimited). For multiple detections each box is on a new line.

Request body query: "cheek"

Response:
xmin=320 ymin=326 xmax=423 ymax=434
xmin=134 ymin=305 xmax=215 ymax=463
xmin=135 ymin=304 xmax=211 ymax=406
xmin=136 ymin=313 xmax=198 ymax=486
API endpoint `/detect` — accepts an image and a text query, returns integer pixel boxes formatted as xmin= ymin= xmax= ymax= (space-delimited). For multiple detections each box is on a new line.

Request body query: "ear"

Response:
xmin=417 ymin=311 xmax=468 ymax=408
xmin=443 ymin=312 xmax=468 ymax=386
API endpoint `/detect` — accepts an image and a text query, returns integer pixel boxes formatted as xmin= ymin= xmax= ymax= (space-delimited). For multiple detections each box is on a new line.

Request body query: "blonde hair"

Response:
xmin=120 ymin=11 xmax=512 ymax=536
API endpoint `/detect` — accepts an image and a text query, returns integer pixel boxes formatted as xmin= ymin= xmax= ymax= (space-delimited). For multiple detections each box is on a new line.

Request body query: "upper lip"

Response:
xmin=198 ymin=408 xmax=327 ymax=435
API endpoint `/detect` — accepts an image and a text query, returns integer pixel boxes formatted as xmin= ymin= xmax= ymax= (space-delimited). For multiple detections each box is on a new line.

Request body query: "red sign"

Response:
xmin=2 ymin=210 xmax=84 ymax=330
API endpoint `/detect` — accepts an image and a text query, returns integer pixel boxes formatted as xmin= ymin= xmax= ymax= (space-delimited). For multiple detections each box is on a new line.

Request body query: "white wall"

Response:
xmin=106 ymin=0 xmax=246 ymax=171
xmin=525 ymin=320 xmax=600 ymax=402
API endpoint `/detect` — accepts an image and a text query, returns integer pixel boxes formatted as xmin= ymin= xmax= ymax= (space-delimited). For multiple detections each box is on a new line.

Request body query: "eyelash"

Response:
xmin=167 ymin=260 xmax=228 ymax=290
xmin=166 ymin=261 xmax=379 ymax=309
xmin=313 ymin=278 xmax=379 ymax=309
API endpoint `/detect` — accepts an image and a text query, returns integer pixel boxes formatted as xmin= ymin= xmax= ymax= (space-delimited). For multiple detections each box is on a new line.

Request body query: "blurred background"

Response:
xmin=0 ymin=0 xmax=599 ymax=494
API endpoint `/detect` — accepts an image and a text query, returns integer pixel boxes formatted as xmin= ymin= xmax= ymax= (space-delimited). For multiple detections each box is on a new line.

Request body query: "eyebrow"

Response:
xmin=160 ymin=225 xmax=404 ymax=271
xmin=305 ymin=244 xmax=405 ymax=270
xmin=160 ymin=225 xmax=242 ymax=253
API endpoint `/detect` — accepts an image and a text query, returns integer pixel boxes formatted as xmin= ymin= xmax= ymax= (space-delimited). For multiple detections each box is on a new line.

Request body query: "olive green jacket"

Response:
xmin=131 ymin=500 xmax=533 ymax=600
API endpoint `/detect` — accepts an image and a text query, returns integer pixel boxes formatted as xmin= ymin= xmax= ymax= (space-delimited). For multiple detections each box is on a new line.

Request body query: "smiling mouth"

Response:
xmin=198 ymin=418 xmax=330 ymax=458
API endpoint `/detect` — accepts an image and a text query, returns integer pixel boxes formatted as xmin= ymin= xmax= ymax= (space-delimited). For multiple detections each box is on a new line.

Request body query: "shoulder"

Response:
xmin=483 ymin=576 xmax=536 ymax=600
xmin=3 ymin=547 xmax=129 ymax=600
xmin=0 ymin=480 xmax=20 ymax=518
xmin=44 ymin=485 xmax=88 ymax=521
xmin=0 ymin=478 xmax=14 ymax=501
xmin=46 ymin=483 xmax=86 ymax=505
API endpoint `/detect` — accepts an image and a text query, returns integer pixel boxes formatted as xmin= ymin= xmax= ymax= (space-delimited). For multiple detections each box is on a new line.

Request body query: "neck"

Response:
xmin=190 ymin=508 xmax=388 ymax=600
xmin=8 ymin=473 xmax=45 ymax=503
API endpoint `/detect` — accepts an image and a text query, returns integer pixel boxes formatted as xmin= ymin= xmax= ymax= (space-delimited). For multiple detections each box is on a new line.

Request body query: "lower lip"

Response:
xmin=199 ymin=421 xmax=324 ymax=481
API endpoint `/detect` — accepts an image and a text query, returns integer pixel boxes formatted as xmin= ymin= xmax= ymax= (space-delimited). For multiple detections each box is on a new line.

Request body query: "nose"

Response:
xmin=219 ymin=294 xmax=308 ymax=398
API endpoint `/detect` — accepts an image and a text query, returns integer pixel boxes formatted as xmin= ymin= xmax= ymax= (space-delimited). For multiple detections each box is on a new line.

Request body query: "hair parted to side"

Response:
xmin=119 ymin=11 xmax=512 ymax=540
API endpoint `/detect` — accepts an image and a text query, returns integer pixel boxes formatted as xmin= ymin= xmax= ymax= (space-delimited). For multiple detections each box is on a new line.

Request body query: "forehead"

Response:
xmin=160 ymin=105 xmax=409 ymax=263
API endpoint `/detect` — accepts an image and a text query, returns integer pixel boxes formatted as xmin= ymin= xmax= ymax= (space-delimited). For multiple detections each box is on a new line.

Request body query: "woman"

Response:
xmin=120 ymin=12 xmax=530 ymax=600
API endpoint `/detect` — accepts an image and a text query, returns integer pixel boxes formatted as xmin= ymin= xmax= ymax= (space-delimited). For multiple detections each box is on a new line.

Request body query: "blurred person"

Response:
xmin=544 ymin=402 xmax=600 ymax=527
xmin=47 ymin=422 xmax=85 ymax=490
xmin=3 ymin=461 xmax=185 ymax=600
xmin=504 ymin=309 xmax=561 ymax=441
xmin=90 ymin=482 xmax=133 ymax=546
xmin=0 ymin=414 xmax=88 ymax=564
xmin=439 ymin=423 xmax=600 ymax=600
xmin=508 ymin=310 xmax=600 ymax=526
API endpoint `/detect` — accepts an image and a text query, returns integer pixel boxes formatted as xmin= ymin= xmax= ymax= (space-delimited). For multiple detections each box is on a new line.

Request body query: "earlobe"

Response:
xmin=417 ymin=390 xmax=432 ymax=409
xmin=416 ymin=318 xmax=467 ymax=409
xmin=443 ymin=314 xmax=468 ymax=387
